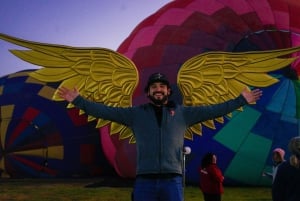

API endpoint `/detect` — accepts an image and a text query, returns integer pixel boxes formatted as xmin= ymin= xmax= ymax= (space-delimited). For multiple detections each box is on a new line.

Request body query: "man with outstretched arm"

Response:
xmin=58 ymin=73 xmax=262 ymax=201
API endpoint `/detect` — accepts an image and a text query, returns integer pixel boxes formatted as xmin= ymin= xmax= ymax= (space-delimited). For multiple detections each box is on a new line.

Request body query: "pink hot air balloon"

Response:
xmin=99 ymin=0 xmax=300 ymax=185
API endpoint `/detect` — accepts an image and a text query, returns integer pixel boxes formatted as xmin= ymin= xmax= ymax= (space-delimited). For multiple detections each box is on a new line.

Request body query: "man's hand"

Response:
xmin=57 ymin=87 xmax=79 ymax=102
xmin=241 ymin=88 xmax=263 ymax=104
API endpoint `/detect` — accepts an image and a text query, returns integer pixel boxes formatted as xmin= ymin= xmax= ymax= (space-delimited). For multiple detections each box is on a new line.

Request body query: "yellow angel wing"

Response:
xmin=0 ymin=33 xmax=138 ymax=143
xmin=178 ymin=47 xmax=300 ymax=140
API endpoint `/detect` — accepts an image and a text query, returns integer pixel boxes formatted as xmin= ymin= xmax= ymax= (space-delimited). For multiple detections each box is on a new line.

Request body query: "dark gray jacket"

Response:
xmin=72 ymin=95 xmax=247 ymax=175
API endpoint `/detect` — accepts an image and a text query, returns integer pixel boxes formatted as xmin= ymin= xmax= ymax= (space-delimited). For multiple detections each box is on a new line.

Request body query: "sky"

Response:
xmin=0 ymin=0 xmax=171 ymax=77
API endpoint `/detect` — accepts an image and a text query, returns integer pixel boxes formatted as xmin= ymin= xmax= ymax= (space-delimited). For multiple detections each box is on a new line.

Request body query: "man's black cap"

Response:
xmin=144 ymin=72 xmax=170 ymax=92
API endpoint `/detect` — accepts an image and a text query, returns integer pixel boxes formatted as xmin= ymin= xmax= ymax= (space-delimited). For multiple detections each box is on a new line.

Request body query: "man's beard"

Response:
xmin=148 ymin=93 xmax=168 ymax=106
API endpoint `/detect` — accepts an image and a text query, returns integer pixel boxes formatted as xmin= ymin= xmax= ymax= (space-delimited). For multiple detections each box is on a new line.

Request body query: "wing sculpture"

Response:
xmin=1 ymin=33 xmax=300 ymax=142
xmin=178 ymin=47 xmax=300 ymax=140
xmin=0 ymin=33 xmax=138 ymax=143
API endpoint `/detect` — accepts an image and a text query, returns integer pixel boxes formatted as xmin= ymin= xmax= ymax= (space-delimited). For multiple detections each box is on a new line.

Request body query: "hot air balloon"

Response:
xmin=0 ymin=70 xmax=114 ymax=178
xmin=114 ymin=0 xmax=300 ymax=186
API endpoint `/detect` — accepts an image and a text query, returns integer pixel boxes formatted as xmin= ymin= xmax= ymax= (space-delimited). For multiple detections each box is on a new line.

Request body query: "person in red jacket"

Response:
xmin=199 ymin=152 xmax=224 ymax=201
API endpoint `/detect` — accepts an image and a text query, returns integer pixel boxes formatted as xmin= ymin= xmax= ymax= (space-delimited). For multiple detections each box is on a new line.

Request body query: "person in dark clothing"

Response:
xmin=58 ymin=72 xmax=262 ymax=201
xmin=272 ymin=136 xmax=300 ymax=201
xmin=199 ymin=153 xmax=224 ymax=201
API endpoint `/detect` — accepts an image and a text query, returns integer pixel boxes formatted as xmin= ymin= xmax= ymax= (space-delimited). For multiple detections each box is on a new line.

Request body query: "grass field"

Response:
xmin=0 ymin=178 xmax=272 ymax=201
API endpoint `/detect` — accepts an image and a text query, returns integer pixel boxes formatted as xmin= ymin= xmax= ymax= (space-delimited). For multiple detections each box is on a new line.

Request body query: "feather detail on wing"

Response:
xmin=178 ymin=47 xmax=300 ymax=140
xmin=0 ymin=33 xmax=138 ymax=143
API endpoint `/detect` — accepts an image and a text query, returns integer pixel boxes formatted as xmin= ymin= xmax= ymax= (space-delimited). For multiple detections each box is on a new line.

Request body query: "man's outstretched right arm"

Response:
xmin=57 ymin=86 xmax=132 ymax=126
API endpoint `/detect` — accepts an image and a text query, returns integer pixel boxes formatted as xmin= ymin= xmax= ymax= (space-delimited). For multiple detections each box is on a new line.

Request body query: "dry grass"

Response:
xmin=0 ymin=178 xmax=272 ymax=201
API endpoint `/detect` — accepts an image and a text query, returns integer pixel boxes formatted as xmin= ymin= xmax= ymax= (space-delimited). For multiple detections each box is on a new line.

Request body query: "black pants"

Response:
xmin=203 ymin=193 xmax=221 ymax=201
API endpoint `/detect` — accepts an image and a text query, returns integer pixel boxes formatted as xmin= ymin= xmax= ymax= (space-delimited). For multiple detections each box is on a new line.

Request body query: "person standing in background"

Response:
xmin=263 ymin=148 xmax=285 ymax=182
xmin=272 ymin=136 xmax=300 ymax=201
xmin=199 ymin=153 xmax=224 ymax=201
